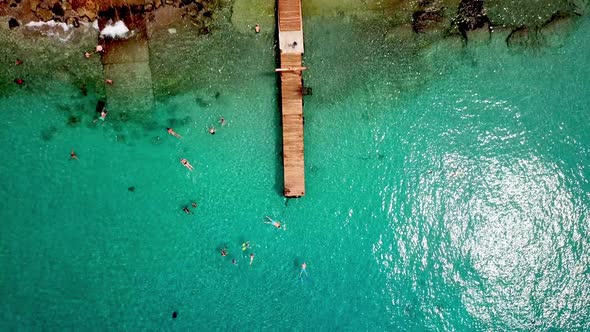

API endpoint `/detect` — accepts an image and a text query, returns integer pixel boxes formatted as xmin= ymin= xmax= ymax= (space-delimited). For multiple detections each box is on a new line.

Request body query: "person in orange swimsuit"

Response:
xmin=180 ymin=158 xmax=194 ymax=171
xmin=167 ymin=128 xmax=182 ymax=138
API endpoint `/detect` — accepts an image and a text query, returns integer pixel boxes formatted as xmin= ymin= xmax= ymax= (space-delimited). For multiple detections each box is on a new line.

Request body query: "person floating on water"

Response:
xmin=94 ymin=109 xmax=108 ymax=123
xmin=15 ymin=59 xmax=22 ymax=65
xmin=180 ymin=158 xmax=194 ymax=171
xmin=84 ymin=52 xmax=91 ymax=59
xmin=167 ymin=128 xmax=182 ymax=139
xmin=105 ymin=79 xmax=113 ymax=85
xmin=300 ymin=262 xmax=308 ymax=279
xmin=70 ymin=150 xmax=78 ymax=160
xmin=255 ymin=24 xmax=260 ymax=33
xmin=242 ymin=241 xmax=250 ymax=251
xmin=250 ymin=253 xmax=255 ymax=266
xmin=264 ymin=216 xmax=281 ymax=229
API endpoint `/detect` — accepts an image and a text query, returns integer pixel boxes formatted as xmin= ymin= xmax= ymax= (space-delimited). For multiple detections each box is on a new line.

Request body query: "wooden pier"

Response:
xmin=277 ymin=0 xmax=305 ymax=197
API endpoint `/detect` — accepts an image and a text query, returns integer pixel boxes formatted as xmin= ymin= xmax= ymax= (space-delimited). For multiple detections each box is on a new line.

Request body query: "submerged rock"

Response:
xmin=540 ymin=11 xmax=580 ymax=48
xmin=506 ymin=27 xmax=537 ymax=48
xmin=9 ymin=18 xmax=20 ymax=29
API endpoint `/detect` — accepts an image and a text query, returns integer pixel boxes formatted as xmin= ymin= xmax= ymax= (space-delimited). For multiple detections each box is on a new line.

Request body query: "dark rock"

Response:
xmin=66 ymin=16 xmax=80 ymax=27
xmin=8 ymin=18 xmax=20 ymax=29
xmin=412 ymin=10 xmax=443 ymax=33
xmin=456 ymin=0 xmax=490 ymax=36
xmin=95 ymin=100 xmax=106 ymax=113
xmin=51 ymin=2 xmax=65 ymax=17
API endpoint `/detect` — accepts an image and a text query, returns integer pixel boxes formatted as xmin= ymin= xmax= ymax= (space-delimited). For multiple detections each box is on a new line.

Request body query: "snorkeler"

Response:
xmin=167 ymin=128 xmax=182 ymax=139
xmin=242 ymin=241 xmax=250 ymax=251
xmin=264 ymin=216 xmax=281 ymax=229
xmin=70 ymin=150 xmax=78 ymax=160
xmin=219 ymin=117 xmax=226 ymax=126
xmin=180 ymin=158 xmax=194 ymax=171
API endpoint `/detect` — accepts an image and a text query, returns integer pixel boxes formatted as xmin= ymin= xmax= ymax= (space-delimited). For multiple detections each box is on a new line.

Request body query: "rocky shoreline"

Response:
xmin=2 ymin=0 xmax=223 ymax=34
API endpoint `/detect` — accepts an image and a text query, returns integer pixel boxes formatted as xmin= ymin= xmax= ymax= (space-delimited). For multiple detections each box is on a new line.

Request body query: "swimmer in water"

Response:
xmin=191 ymin=201 xmax=197 ymax=208
xmin=84 ymin=52 xmax=91 ymax=59
xmin=242 ymin=241 xmax=250 ymax=251
xmin=300 ymin=262 xmax=308 ymax=278
xmin=249 ymin=253 xmax=255 ymax=266
xmin=15 ymin=59 xmax=23 ymax=65
xmin=219 ymin=117 xmax=226 ymax=126
xmin=182 ymin=206 xmax=192 ymax=214
xmin=221 ymin=248 xmax=228 ymax=257
xmin=255 ymin=24 xmax=260 ymax=33
xmin=167 ymin=128 xmax=182 ymax=139
xmin=208 ymin=127 xmax=216 ymax=135
xmin=180 ymin=158 xmax=194 ymax=171
xmin=70 ymin=150 xmax=78 ymax=160
xmin=105 ymin=79 xmax=113 ymax=85
xmin=264 ymin=216 xmax=281 ymax=229
xmin=94 ymin=109 xmax=108 ymax=123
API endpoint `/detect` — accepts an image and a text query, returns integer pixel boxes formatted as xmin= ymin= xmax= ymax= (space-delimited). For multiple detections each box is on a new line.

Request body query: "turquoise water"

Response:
xmin=1 ymin=10 xmax=590 ymax=331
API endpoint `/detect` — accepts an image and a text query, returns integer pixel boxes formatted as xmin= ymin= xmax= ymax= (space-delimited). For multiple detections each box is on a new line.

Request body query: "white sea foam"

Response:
xmin=24 ymin=20 xmax=74 ymax=41
xmin=100 ymin=21 xmax=130 ymax=39
xmin=25 ymin=20 xmax=71 ymax=32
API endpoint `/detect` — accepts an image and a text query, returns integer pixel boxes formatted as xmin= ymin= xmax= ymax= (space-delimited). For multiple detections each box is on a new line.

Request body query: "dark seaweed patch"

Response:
xmin=41 ymin=126 xmax=58 ymax=141
xmin=196 ymin=97 xmax=211 ymax=107
xmin=67 ymin=115 xmax=81 ymax=126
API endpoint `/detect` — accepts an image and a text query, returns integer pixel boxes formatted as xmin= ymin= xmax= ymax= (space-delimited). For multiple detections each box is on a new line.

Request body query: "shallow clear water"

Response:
xmin=1 ymin=9 xmax=589 ymax=332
